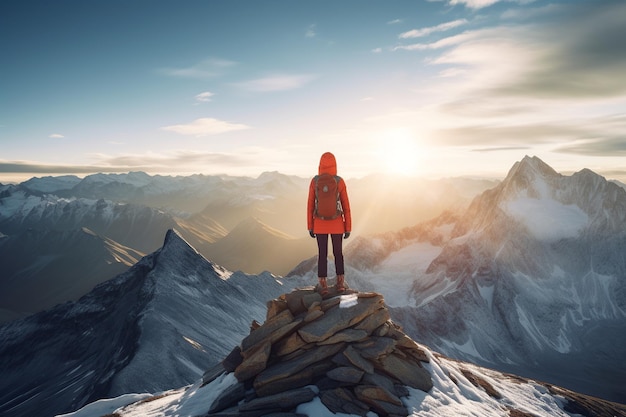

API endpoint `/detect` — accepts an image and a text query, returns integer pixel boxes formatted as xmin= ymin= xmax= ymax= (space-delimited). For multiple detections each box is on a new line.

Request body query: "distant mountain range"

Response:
xmin=0 ymin=171 xmax=492 ymax=321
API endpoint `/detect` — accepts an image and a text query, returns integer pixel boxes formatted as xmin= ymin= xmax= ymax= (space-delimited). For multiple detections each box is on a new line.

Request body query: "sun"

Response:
xmin=379 ymin=128 xmax=423 ymax=176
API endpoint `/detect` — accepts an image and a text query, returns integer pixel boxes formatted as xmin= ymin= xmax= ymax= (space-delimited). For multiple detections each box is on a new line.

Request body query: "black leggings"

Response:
xmin=316 ymin=234 xmax=344 ymax=277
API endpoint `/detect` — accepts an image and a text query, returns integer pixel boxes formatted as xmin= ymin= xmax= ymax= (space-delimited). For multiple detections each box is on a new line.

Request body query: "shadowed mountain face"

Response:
xmin=0 ymin=230 xmax=296 ymax=417
xmin=0 ymin=227 xmax=143 ymax=322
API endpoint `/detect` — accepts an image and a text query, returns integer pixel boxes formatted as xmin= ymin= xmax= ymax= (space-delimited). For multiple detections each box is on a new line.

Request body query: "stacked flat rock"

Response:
xmin=202 ymin=287 xmax=433 ymax=417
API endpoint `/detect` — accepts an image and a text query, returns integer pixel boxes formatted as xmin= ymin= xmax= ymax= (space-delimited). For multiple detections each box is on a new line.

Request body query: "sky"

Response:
xmin=1 ymin=0 xmax=626 ymax=183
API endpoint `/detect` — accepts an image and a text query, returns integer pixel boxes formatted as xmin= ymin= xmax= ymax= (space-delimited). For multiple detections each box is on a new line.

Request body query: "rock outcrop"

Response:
xmin=202 ymin=287 xmax=433 ymax=416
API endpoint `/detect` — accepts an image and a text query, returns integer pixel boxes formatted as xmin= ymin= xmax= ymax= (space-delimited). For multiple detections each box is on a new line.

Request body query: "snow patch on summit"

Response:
xmin=502 ymin=197 xmax=588 ymax=242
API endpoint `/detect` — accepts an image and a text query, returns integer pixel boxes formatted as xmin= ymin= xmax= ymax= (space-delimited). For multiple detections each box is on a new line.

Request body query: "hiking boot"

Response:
xmin=318 ymin=277 xmax=329 ymax=296
xmin=335 ymin=274 xmax=346 ymax=292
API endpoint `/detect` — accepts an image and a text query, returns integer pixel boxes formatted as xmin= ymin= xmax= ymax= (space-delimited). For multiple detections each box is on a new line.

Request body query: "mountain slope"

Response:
xmin=0 ymin=227 xmax=143 ymax=322
xmin=401 ymin=156 xmax=626 ymax=400
xmin=205 ymin=216 xmax=315 ymax=275
xmin=0 ymin=229 xmax=295 ymax=417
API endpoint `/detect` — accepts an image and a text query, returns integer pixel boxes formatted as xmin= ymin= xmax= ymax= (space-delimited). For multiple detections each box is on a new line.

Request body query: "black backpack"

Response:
xmin=314 ymin=173 xmax=343 ymax=220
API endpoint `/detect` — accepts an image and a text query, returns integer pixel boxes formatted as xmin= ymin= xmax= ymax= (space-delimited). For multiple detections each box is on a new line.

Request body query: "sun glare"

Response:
xmin=378 ymin=128 xmax=423 ymax=176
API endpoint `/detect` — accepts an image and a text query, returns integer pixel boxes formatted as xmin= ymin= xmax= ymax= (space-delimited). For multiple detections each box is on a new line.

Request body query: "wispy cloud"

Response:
xmin=501 ymin=4 xmax=563 ymax=20
xmin=161 ymin=117 xmax=250 ymax=136
xmin=158 ymin=58 xmax=236 ymax=78
xmin=388 ymin=19 xmax=402 ymax=25
xmin=492 ymin=2 xmax=626 ymax=99
xmin=305 ymin=24 xmax=316 ymax=38
xmin=399 ymin=19 xmax=468 ymax=39
xmin=195 ymin=91 xmax=214 ymax=103
xmin=0 ymin=151 xmax=253 ymax=175
xmin=394 ymin=31 xmax=471 ymax=51
xmin=234 ymin=74 xmax=317 ymax=92
xmin=433 ymin=0 xmax=502 ymax=9
xmin=389 ymin=1 xmax=626 ymax=166
xmin=0 ymin=161 xmax=132 ymax=174
xmin=92 ymin=150 xmax=251 ymax=168
xmin=426 ymin=2 xmax=626 ymax=100
xmin=49 ymin=133 xmax=64 ymax=139
xmin=371 ymin=47 xmax=383 ymax=53
xmin=556 ymin=137 xmax=626 ymax=156
xmin=433 ymin=122 xmax=586 ymax=147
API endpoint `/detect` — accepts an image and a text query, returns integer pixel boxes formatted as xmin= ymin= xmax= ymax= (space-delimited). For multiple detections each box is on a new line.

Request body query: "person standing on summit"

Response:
xmin=307 ymin=152 xmax=352 ymax=295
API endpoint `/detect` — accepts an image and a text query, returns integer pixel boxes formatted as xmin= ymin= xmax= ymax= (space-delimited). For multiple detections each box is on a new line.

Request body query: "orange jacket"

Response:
xmin=307 ymin=152 xmax=352 ymax=234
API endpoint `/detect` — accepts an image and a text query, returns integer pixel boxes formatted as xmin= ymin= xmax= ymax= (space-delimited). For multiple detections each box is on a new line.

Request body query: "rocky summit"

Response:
xmin=201 ymin=287 xmax=433 ymax=417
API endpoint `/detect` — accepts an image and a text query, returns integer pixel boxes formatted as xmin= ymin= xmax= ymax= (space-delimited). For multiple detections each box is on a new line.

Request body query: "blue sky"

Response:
xmin=1 ymin=0 xmax=626 ymax=182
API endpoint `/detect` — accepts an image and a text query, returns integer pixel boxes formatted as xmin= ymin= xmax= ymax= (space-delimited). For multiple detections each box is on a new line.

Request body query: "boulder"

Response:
xmin=266 ymin=297 xmax=288 ymax=320
xmin=326 ymin=366 xmax=364 ymax=384
xmin=274 ymin=332 xmax=307 ymax=357
xmin=320 ymin=387 xmax=370 ymax=416
xmin=241 ymin=309 xmax=295 ymax=352
xmin=354 ymin=336 xmax=396 ymax=359
xmin=298 ymin=295 xmax=384 ymax=343
xmin=254 ymin=361 xmax=334 ymax=398
xmin=208 ymin=381 xmax=246 ymax=413
xmin=376 ymin=352 xmax=434 ymax=392
xmin=285 ymin=288 xmax=320 ymax=316
xmin=317 ymin=328 xmax=368 ymax=345
xmin=235 ymin=341 xmax=271 ymax=382
xmin=221 ymin=346 xmax=243 ymax=373
xmin=254 ymin=343 xmax=345 ymax=389
xmin=343 ymin=345 xmax=374 ymax=374
xmin=303 ymin=308 xmax=324 ymax=323
xmin=238 ymin=387 xmax=317 ymax=412
xmin=355 ymin=384 xmax=403 ymax=406
xmin=353 ymin=307 xmax=391 ymax=335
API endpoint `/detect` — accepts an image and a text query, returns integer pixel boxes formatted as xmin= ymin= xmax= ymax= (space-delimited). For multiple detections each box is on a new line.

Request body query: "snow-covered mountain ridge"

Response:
xmin=0 ymin=229 xmax=299 ymax=417
xmin=0 ymin=189 xmax=179 ymax=253
xmin=60 ymin=288 xmax=626 ymax=417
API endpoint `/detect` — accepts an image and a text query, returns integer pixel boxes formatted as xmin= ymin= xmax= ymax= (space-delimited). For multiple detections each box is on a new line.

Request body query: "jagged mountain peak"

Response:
xmin=499 ymin=155 xmax=561 ymax=200
xmin=151 ymin=228 xmax=233 ymax=285
xmin=456 ymin=156 xmax=626 ymax=239
xmin=161 ymin=228 xmax=199 ymax=255
xmin=511 ymin=155 xmax=558 ymax=177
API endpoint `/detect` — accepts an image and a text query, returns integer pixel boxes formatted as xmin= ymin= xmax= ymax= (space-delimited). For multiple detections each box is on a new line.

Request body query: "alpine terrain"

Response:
xmin=58 ymin=287 xmax=626 ymax=417
xmin=291 ymin=156 xmax=626 ymax=403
